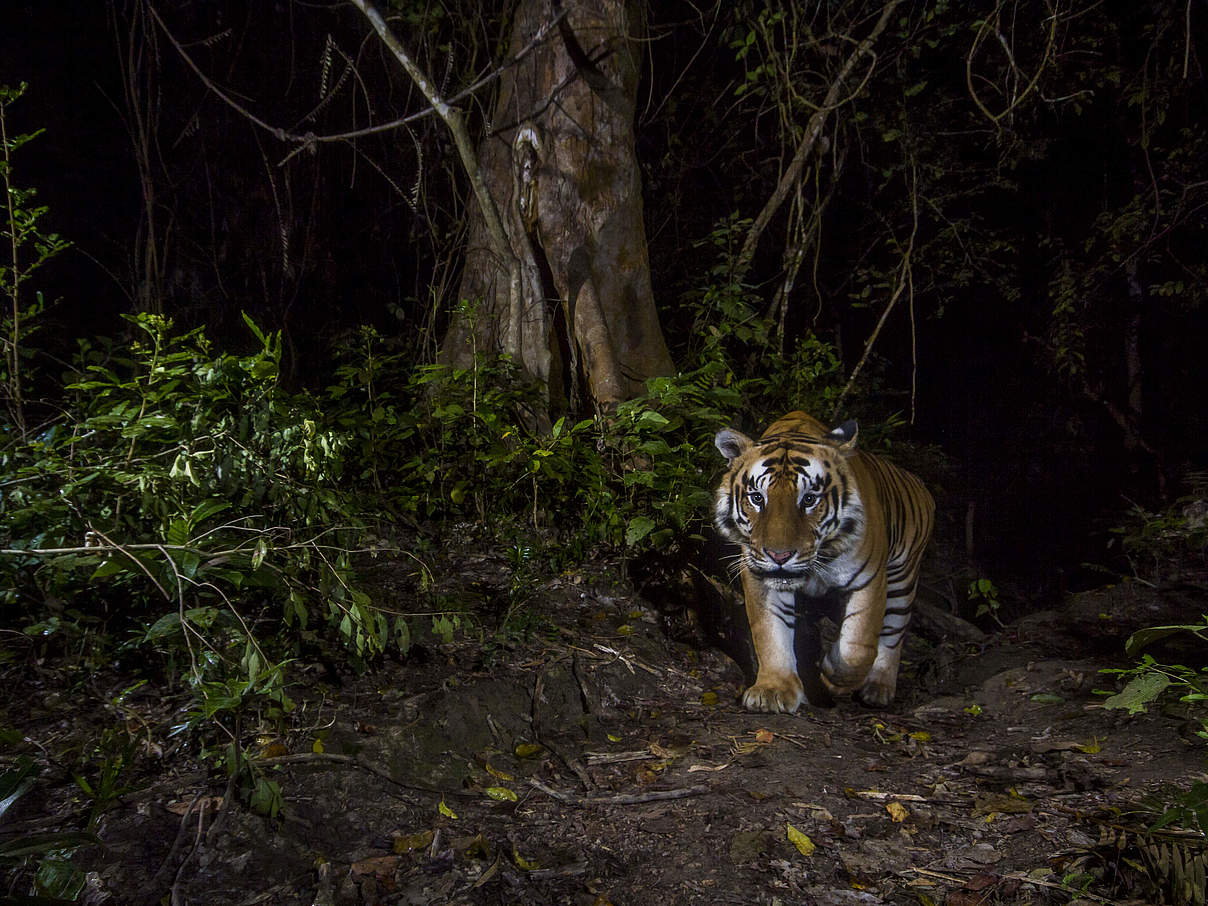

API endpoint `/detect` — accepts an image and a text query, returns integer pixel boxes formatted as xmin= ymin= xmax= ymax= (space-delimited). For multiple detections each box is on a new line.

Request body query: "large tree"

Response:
xmin=440 ymin=0 xmax=674 ymax=410
xmin=358 ymin=0 xmax=674 ymax=412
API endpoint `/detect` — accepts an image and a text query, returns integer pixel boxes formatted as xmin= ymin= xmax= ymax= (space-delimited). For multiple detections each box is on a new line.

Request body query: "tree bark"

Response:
xmin=442 ymin=0 xmax=673 ymax=410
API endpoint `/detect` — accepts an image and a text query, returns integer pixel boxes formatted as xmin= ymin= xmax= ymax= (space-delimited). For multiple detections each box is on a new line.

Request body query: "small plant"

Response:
xmin=1109 ymin=480 xmax=1208 ymax=586
xmin=1099 ymin=616 xmax=1208 ymax=742
xmin=0 ymin=82 xmax=72 ymax=439
xmin=0 ymin=756 xmax=99 ymax=902
xmin=967 ymin=576 xmax=1004 ymax=626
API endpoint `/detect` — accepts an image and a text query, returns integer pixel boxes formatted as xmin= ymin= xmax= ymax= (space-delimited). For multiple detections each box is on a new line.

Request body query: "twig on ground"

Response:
xmin=528 ymin=777 xmax=708 ymax=806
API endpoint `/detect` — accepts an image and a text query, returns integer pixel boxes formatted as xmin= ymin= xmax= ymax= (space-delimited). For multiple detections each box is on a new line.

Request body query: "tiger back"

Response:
xmin=714 ymin=411 xmax=934 ymax=712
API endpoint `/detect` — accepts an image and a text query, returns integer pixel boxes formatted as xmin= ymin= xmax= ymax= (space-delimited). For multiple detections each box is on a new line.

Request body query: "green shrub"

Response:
xmin=1 ymin=313 xmax=407 ymax=737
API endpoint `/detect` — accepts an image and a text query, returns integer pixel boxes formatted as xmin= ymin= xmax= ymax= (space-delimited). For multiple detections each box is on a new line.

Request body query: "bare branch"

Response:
xmin=146 ymin=2 xmax=566 ymax=148
xmin=735 ymin=0 xmax=902 ymax=285
xmin=833 ymin=158 xmax=919 ymax=416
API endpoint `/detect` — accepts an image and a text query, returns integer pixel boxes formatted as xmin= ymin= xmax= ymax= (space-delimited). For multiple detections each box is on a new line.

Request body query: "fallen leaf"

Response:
xmin=165 ymin=796 xmax=223 ymax=815
xmin=452 ymin=833 xmax=491 ymax=858
xmin=1077 ymin=736 xmax=1102 ymax=754
xmin=484 ymin=763 xmax=514 ymax=782
xmin=311 ymin=737 xmax=325 ymax=754
xmin=351 ymin=855 xmax=399 ymax=878
xmin=754 ymin=728 xmax=774 ymax=744
xmin=700 ymin=691 xmax=719 ymax=706
xmin=886 ymin=801 xmax=909 ymax=822
xmin=791 ymin=802 xmax=834 ymax=821
xmin=484 ymin=786 xmax=517 ymax=802
xmin=512 ymin=845 xmax=539 ymax=871
xmin=392 ymin=830 xmax=434 ymax=854
xmin=514 ymin=742 xmax=544 ymax=758
xmin=258 ymin=741 xmax=288 ymax=758
xmin=438 ymin=798 xmax=458 ymax=819
xmin=786 ymin=822 xmax=816 ymax=856
xmin=972 ymin=793 xmax=1033 ymax=817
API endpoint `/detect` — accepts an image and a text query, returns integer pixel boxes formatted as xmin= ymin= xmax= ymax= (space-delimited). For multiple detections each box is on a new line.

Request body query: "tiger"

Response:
xmin=714 ymin=410 xmax=934 ymax=713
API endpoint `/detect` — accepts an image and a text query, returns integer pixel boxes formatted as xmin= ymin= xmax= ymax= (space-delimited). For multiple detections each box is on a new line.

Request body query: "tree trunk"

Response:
xmin=442 ymin=0 xmax=673 ymax=411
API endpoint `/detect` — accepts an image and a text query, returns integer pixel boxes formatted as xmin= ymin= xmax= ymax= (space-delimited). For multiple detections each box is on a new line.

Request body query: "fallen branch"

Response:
xmin=528 ymin=777 xmax=708 ymax=807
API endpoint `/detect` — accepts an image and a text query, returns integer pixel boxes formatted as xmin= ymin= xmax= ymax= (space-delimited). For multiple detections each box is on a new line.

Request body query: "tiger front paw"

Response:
xmin=741 ymin=675 xmax=806 ymax=714
xmin=820 ymin=648 xmax=872 ymax=694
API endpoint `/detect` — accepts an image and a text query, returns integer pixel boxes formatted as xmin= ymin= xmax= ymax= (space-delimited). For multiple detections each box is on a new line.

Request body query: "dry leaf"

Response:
xmin=165 ymin=796 xmax=223 ymax=815
xmin=393 ymin=830 xmax=434 ymax=854
xmin=484 ymin=763 xmax=514 ymax=781
xmin=512 ymin=845 xmax=539 ymax=871
xmin=351 ymin=855 xmax=400 ymax=878
xmin=786 ymin=822 xmax=816 ymax=856
xmin=886 ymin=801 xmax=910 ymax=823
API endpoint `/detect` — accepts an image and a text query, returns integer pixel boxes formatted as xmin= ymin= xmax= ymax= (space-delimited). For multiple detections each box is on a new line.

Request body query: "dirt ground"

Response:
xmin=4 ymin=547 xmax=1207 ymax=906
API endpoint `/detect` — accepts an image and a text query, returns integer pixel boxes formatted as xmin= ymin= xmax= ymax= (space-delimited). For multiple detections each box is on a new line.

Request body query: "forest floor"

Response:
xmin=4 ymin=544 xmax=1208 ymax=906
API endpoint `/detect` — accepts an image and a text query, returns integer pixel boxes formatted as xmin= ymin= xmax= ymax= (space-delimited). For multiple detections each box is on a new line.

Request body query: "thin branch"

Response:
xmin=734 ymin=0 xmax=901 ymax=285
xmin=146 ymin=2 xmax=566 ymax=149
xmin=833 ymin=158 xmax=919 ymax=416
xmin=965 ymin=0 xmax=1059 ymax=126
xmin=528 ymin=777 xmax=709 ymax=806
xmin=349 ymin=0 xmax=528 ymax=354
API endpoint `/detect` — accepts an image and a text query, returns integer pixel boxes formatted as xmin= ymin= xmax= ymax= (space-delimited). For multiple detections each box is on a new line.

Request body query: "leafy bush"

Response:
xmin=1 ymin=81 xmax=71 ymax=438
xmin=1 ymin=313 xmax=407 ymax=738
xmin=1109 ymin=476 xmax=1208 ymax=585
xmin=1101 ymin=617 xmax=1208 ymax=742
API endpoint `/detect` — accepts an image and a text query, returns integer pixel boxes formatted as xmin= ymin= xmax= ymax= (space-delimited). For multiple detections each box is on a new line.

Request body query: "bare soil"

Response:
xmin=4 ymin=548 xmax=1207 ymax=906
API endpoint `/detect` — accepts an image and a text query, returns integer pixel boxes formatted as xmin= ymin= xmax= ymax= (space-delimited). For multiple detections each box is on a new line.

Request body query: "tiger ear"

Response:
xmin=828 ymin=420 xmax=858 ymax=452
xmin=714 ymin=427 xmax=753 ymax=461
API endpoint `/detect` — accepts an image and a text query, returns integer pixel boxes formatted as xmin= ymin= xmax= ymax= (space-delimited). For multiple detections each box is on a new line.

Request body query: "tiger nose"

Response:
xmin=764 ymin=547 xmax=796 ymax=565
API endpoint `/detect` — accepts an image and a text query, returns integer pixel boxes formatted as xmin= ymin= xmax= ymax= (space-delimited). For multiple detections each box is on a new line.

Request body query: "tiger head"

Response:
xmin=713 ymin=414 xmax=865 ymax=585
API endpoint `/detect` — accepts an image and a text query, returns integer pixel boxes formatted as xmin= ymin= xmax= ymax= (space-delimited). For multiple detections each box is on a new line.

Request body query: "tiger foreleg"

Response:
xmin=820 ymin=583 xmax=885 ymax=699
xmin=741 ymin=579 xmax=805 ymax=714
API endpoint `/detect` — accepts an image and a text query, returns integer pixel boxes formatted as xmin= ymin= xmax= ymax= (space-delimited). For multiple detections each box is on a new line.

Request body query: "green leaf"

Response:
xmin=249 ymin=779 xmax=283 ymax=819
xmin=89 ymin=557 xmax=127 ymax=581
xmin=143 ymin=613 xmax=182 ymax=643
xmin=165 ymin=518 xmax=190 ymax=547
xmin=0 ymin=757 xmax=38 ymax=819
xmin=625 ymin=516 xmax=656 ymax=546
xmin=1125 ymin=623 xmax=1202 ymax=656
xmin=635 ymin=410 xmax=670 ymax=430
xmin=1102 ymin=672 xmax=1171 ymax=714
xmin=188 ymin=499 xmax=231 ymax=529
xmin=0 ymin=830 xmax=100 ymax=858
